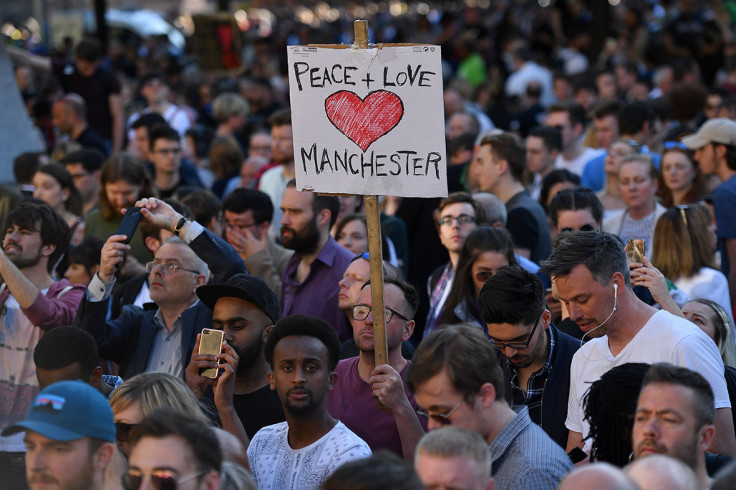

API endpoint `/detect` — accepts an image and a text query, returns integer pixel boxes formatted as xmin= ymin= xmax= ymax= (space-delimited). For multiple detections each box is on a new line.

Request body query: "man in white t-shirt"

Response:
xmin=545 ymin=101 xmax=604 ymax=177
xmin=541 ymin=231 xmax=736 ymax=459
xmin=126 ymin=72 xmax=191 ymax=143
xmin=247 ymin=315 xmax=371 ymax=489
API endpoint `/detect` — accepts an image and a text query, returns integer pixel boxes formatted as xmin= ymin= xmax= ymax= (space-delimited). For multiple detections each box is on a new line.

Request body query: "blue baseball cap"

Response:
xmin=2 ymin=380 xmax=115 ymax=442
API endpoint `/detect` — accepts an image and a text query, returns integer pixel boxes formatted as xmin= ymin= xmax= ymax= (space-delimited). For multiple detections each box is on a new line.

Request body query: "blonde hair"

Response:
xmin=652 ymin=204 xmax=715 ymax=280
xmin=109 ymin=372 xmax=211 ymax=424
xmin=686 ymin=299 xmax=736 ymax=368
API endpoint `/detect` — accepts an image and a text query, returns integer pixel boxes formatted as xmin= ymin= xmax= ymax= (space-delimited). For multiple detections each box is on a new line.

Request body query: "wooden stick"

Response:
xmin=365 ymin=195 xmax=387 ymax=366
xmin=353 ymin=19 xmax=388 ymax=368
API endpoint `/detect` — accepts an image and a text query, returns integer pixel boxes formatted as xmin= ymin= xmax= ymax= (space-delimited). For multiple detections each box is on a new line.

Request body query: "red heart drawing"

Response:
xmin=324 ymin=90 xmax=404 ymax=152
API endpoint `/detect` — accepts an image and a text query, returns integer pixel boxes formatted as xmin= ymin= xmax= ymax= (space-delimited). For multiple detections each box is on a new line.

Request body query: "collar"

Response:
xmin=313 ymin=235 xmax=342 ymax=268
xmin=152 ymin=299 xmax=200 ymax=331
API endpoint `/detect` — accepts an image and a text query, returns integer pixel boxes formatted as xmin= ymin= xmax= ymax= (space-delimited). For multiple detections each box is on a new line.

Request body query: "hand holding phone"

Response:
xmin=116 ymin=207 xmax=142 ymax=244
xmin=198 ymin=328 xmax=225 ymax=378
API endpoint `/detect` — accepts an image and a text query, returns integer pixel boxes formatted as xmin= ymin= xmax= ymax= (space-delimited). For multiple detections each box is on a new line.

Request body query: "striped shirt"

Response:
xmin=489 ymin=407 xmax=573 ymax=490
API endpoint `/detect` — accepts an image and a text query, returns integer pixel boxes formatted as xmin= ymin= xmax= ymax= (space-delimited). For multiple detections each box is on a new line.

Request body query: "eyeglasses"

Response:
xmin=145 ymin=261 xmax=200 ymax=275
xmin=489 ymin=311 xmax=542 ymax=351
xmin=663 ymin=141 xmax=688 ymax=150
xmin=114 ymin=422 xmax=138 ymax=443
xmin=438 ymin=214 xmax=476 ymax=227
xmin=677 ymin=204 xmax=690 ymax=228
xmin=560 ymin=224 xmax=597 ymax=233
xmin=153 ymin=148 xmax=182 ymax=155
xmin=416 ymin=399 xmax=465 ymax=425
xmin=222 ymin=220 xmax=258 ymax=232
xmin=122 ymin=469 xmax=205 ymax=490
xmin=352 ymin=304 xmax=410 ymax=323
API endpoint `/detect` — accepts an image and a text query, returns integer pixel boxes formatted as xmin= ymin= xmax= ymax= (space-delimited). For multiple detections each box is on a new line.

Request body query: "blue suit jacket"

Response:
xmin=74 ymin=229 xmax=246 ymax=380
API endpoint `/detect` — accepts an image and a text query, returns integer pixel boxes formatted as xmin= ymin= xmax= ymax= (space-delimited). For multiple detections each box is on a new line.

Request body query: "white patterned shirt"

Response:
xmin=247 ymin=421 xmax=371 ymax=489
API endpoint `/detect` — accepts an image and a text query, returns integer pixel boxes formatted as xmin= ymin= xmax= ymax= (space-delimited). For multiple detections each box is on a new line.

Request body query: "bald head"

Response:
xmin=559 ymin=463 xmax=639 ymax=490
xmin=212 ymin=427 xmax=248 ymax=469
xmin=625 ymin=455 xmax=698 ymax=490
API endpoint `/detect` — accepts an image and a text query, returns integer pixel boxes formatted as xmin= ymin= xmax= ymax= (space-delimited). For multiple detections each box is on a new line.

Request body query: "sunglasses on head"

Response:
xmin=122 ymin=469 xmax=205 ymax=490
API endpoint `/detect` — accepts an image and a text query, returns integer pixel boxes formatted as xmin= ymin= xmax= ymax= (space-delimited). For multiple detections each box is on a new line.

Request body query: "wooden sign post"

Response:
xmin=354 ymin=20 xmax=389 ymax=367
xmin=287 ymin=20 xmax=447 ymax=375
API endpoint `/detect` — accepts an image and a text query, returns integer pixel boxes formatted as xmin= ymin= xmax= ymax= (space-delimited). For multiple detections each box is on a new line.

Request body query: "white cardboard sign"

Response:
xmin=287 ymin=45 xmax=447 ymax=198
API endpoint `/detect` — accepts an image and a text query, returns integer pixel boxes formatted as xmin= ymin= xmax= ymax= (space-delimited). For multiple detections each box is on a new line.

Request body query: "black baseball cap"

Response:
xmin=197 ymin=274 xmax=280 ymax=324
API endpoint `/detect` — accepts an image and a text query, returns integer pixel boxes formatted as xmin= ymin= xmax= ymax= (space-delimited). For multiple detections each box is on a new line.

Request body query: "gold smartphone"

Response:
xmin=626 ymin=239 xmax=645 ymax=265
xmin=198 ymin=328 xmax=224 ymax=378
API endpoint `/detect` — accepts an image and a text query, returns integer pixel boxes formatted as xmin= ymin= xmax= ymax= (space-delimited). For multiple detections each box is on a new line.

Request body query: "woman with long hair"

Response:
xmin=655 ymin=142 xmax=706 ymax=207
xmin=83 ymin=153 xmax=157 ymax=266
xmin=32 ymin=163 xmax=85 ymax=245
xmin=682 ymin=299 xmax=736 ymax=368
xmin=651 ymin=204 xmax=731 ymax=321
xmin=438 ymin=226 xmax=517 ymax=328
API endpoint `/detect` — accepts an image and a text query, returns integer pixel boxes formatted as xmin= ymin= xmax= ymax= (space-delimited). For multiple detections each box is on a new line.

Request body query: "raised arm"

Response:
xmin=134 ymin=198 xmax=247 ymax=281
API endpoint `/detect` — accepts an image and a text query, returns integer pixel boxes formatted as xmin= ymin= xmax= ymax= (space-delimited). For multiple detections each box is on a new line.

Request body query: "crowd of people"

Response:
xmin=4 ymin=0 xmax=736 ymax=488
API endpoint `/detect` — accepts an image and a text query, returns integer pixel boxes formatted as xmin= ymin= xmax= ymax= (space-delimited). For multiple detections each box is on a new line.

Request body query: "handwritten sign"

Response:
xmin=288 ymin=45 xmax=447 ymax=198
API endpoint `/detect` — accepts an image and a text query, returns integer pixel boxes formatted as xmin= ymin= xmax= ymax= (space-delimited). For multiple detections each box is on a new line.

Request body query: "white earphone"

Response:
xmin=614 ymin=283 xmax=618 ymax=293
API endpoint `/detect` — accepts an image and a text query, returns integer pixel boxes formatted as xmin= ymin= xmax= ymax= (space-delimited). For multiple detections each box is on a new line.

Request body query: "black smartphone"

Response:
xmin=116 ymin=207 xmax=142 ymax=244
xmin=567 ymin=446 xmax=587 ymax=464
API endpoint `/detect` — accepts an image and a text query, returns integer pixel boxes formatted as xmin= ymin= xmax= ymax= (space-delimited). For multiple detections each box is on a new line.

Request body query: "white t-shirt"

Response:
xmin=127 ymin=105 xmax=192 ymax=141
xmin=566 ymin=309 xmax=729 ymax=453
xmin=0 ymin=293 xmax=45 ymax=451
xmin=554 ymin=147 xmax=604 ymax=177
xmin=247 ymin=421 xmax=371 ymax=489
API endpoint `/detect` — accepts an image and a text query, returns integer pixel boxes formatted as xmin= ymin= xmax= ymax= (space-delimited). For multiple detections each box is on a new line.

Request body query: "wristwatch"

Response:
xmin=174 ymin=217 xmax=188 ymax=237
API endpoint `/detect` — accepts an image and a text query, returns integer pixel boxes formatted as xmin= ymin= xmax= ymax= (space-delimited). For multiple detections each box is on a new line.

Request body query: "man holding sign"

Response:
xmin=328 ymin=278 xmax=426 ymax=459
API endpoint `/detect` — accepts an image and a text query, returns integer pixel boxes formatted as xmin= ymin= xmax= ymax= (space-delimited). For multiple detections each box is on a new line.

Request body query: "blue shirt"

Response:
xmin=489 ymin=406 xmax=573 ymax=490
xmin=715 ymin=174 xmax=736 ymax=279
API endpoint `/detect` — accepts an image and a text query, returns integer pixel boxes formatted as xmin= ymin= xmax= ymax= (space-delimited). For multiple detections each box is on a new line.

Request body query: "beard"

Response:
xmin=634 ymin=434 xmax=700 ymax=470
xmin=5 ymin=244 xmax=42 ymax=270
xmin=509 ymin=329 xmax=547 ymax=369
xmin=280 ymin=218 xmax=320 ymax=254
xmin=28 ymin=452 xmax=96 ymax=490
xmin=232 ymin=336 xmax=264 ymax=375
xmin=284 ymin=387 xmax=318 ymax=414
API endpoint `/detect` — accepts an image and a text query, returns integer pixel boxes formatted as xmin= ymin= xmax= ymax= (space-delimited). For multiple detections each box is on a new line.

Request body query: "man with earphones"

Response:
xmin=541 ymin=232 xmax=736 ymax=459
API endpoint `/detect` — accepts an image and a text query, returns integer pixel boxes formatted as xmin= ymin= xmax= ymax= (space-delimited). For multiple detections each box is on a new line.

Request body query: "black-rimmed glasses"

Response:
xmin=489 ymin=311 xmax=542 ymax=351
xmin=438 ymin=214 xmax=476 ymax=227
xmin=352 ymin=304 xmax=410 ymax=323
